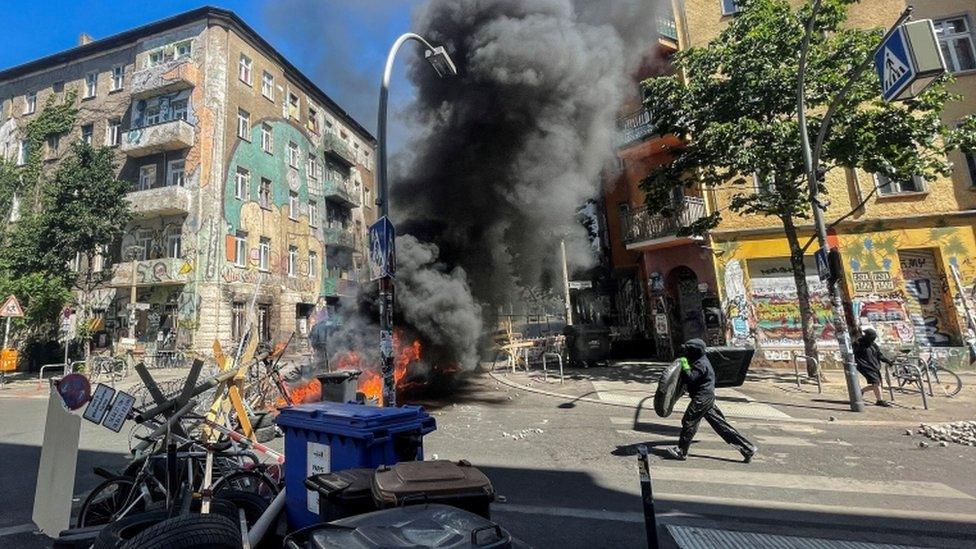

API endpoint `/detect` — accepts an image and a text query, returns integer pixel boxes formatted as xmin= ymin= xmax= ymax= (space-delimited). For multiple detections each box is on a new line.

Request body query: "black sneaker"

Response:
xmin=666 ymin=447 xmax=687 ymax=461
xmin=740 ymin=445 xmax=757 ymax=463
xmin=876 ymin=400 xmax=892 ymax=407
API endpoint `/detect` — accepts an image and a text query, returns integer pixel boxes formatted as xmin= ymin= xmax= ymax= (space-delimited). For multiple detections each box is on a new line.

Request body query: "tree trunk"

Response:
xmin=782 ymin=215 xmax=819 ymax=377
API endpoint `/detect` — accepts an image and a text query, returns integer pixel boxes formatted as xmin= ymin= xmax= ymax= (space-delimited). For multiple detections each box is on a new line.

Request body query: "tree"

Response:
xmin=641 ymin=0 xmax=976 ymax=372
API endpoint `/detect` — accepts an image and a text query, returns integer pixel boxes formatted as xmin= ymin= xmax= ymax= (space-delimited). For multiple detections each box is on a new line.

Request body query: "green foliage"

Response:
xmin=640 ymin=0 xmax=976 ymax=228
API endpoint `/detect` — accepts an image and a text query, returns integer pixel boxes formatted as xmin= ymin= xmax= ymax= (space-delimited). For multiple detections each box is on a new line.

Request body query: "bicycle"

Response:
xmin=915 ymin=351 xmax=963 ymax=397
xmin=88 ymin=355 xmax=128 ymax=385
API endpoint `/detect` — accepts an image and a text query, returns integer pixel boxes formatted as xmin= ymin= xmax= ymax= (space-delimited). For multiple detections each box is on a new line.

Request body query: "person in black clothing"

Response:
xmin=666 ymin=339 xmax=758 ymax=462
xmin=853 ymin=328 xmax=892 ymax=407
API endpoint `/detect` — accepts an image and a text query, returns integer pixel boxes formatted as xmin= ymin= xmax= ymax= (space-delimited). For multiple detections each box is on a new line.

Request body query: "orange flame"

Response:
xmin=332 ymin=331 xmax=422 ymax=405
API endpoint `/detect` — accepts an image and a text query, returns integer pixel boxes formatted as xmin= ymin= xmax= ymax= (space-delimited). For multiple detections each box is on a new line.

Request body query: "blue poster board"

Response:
xmin=368 ymin=217 xmax=396 ymax=281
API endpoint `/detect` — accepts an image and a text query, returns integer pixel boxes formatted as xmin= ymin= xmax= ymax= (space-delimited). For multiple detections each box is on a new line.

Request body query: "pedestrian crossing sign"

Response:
xmin=0 ymin=295 xmax=24 ymax=317
xmin=874 ymin=20 xmax=946 ymax=103
xmin=875 ymin=27 xmax=915 ymax=102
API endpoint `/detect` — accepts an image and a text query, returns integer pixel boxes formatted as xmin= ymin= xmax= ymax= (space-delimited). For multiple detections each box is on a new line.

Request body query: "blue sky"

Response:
xmin=0 ymin=1 xmax=419 ymax=141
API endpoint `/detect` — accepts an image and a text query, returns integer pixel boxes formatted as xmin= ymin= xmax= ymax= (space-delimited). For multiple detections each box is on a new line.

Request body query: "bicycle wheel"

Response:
xmin=77 ymin=477 xmax=148 ymax=527
xmin=931 ymin=366 xmax=962 ymax=397
xmin=211 ymin=470 xmax=279 ymax=501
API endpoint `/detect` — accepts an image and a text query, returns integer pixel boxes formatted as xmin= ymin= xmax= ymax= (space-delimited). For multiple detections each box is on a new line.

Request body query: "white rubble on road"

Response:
xmin=917 ymin=421 xmax=976 ymax=446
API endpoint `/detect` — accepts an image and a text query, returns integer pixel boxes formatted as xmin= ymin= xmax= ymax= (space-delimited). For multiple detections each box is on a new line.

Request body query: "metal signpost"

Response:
xmin=369 ymin=216 xmax=397 ymax=407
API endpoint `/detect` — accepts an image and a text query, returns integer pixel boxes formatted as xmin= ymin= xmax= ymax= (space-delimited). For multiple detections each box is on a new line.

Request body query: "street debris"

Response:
xmin=917 ymin=421 xmax=976 ymax=446
xmin=502 ymin=428 xmax=545 ymax=441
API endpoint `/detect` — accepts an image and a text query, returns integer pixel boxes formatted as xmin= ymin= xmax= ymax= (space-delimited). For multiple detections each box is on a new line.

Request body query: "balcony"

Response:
xmin=121 ymin=119 xmax=195 ymax=157
xmin=618 ymin=107 xmax=656 ymax=148
xmin=322 ymin=176 xmax=361 ymax=208
xmin=130 ymin=60 xmax=197 ymax=100
xmin=323 ymin=132 xmax=356 ymax=167
xmin=322 ymin=276 xmax=358 ymax=298
xmin=323 ymin=226 xmax=357 ymax=250
xmin=657 ymin=17 xmax=678 ymax=42
xmin=622 ymin=197 xmax=706 ymax=250
xmin=106 ymin=257 xmax=191 ymax=288
xmin=127 ymin=185 xmax=192 ymax=218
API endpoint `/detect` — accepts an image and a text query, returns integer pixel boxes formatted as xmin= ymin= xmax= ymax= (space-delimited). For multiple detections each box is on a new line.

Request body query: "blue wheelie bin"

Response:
xmin=275 ymin=402 xmax=436 ymax=528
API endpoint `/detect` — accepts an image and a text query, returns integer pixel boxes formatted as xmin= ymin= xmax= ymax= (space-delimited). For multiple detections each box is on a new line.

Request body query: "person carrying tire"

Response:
xmin=666 ymin=338 xmax=757 ymax=462
xmin=853 ymin=327 xmax=893 ymax=407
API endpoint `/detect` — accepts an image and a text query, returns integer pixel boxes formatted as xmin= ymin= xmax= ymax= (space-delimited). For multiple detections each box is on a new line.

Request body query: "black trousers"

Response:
xmin=678 ymin=395 xmax=754 ymax=454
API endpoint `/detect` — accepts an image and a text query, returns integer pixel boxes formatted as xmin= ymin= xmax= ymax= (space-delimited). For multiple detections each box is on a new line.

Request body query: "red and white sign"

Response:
xmin=0 ymin=295 xmax=24 ymax=318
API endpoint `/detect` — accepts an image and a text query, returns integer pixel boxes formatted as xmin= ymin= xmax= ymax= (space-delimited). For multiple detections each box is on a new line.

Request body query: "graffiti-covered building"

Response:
xmin=604 ymin=0 xmax=976 ymax=361
xmin=0 ymin=7 xmax=376 ymax=353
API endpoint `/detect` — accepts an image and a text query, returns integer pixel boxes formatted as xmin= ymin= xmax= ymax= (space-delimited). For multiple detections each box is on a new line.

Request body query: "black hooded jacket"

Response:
xmin=853 ymin=330 xmax=891 ymax=373
xmin=681 ymin=338 xmax=715 ymax=398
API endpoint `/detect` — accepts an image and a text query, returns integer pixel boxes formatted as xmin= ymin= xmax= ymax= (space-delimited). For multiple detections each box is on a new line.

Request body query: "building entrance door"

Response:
xmin=668 ymin=266 xmax=705 ymax=344
xmin=898 ymin=249 xmax=958 ymax=346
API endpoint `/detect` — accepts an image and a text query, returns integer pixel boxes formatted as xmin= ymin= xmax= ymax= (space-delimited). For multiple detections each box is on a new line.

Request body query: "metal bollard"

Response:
xmin=637 ymin=445 xmax=658 ymax=549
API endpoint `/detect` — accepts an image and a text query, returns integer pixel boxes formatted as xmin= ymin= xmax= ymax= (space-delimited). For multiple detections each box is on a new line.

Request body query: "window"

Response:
xmin=752 ymin=173 xmax=776 ymax=194
xmin=148 ymin=50 xmax=165 ymax=68
xmin=8 ymin=194 xmax=20 ymax=223
xmin=308 ymin=107 xmax=319 ymax=133
xmin=175 ymin=40 xmax=192 ymax=60
xmin=18 ymin=139 xmax=28 ymax=165
xmin=81 ymin=123 xmax=93 ymax=144
xmin=145 ymin=104 xmax=162 ymax=125
xmin=306 ymin=153 xmax=318 ymax=180
xmin=261 ymin=124 xmax=273 ymax=153
xmin=234 ymin=231 xmax=248 ymax=266
xmin=721 ymin=0 xmax=741 ymax=15
xmin=46 ymin=134 xmax=60 ymax=158
xmin=965 ymin=150 xmax=976 ymax=187
xmin=166 ymin=232 xmax=182 ymax=259
xmin=259 ymin=177 xmax=272 ymax=208
xmin=287 ymin=141 xmax=299 ymax=168
xmin=135 ymin=230 xmax=152 ymax=260
xmin=309 ymin=251 xmax=317 ymax=278
xmin=111 ymin=65 xmax=125 ymax=91
xmin=24 ymin=91 xmax=36 ymax=114
xmin=231 ymin=302 xmax=245 ymax=341
xmin=308 ymin=200 xmax=318 ymax=228
xmin=874 ymin=173 xmax=924 ymax=195
xmin=289 ymin=191 xmax=299 ymax=220
xmin=235 ymin=167 xmax=250 ymax=200
xmin=106 ymin=119 xmax=121 ymax=146
xmin=171 ymin=98 xmax=188 ymax=121
xmin=239 ymin=54 xmax=252 ymax=85
xmin=259 ymin=237 xmax=270 ymax=271
xmin=261 ymin=71 xmax=274 ymax=100
xmin=167 ymin=159 xmax=185 ymax=187
xmin=85 ymin=72 xmax=97 ymax=98
xmin=139 ymin=165 xmax=157 ymax=190
xmin=237 ymin=109 xmax=250 ymax=140
xmin=288 ymin=246 xmax=297 ymax=276
xmin=93 ymin=245 xmax=107 ymax=272
xmin=70 ymin=252 xmax=81 ymax=273
xmin=934 ymin=17 xmax=976 ymax=73
xmin=288 ymin=93 xmax=299 ymax=119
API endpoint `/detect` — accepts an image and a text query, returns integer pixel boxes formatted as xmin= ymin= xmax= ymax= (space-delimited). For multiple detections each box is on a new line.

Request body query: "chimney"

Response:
xmin=78 ymin=33 xmax=93 ymax=46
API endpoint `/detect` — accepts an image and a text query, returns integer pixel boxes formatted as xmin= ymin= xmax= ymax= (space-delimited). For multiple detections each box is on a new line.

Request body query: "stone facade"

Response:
xmin=0 ymin=8 xmax=376 ymax=354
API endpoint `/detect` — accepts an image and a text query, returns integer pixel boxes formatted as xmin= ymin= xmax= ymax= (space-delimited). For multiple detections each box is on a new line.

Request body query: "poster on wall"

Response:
xmin=747 ymin=258 xmax=835 ymax=348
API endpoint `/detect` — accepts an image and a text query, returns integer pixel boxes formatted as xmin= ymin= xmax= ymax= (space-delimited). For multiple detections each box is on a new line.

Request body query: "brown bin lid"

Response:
xmin=373 ymin=460 xmax=493 ymax=498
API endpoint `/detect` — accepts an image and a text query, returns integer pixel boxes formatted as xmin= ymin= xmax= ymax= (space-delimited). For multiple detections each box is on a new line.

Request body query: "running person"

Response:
xmin=666 ymin=339 xmax=757 ymax=462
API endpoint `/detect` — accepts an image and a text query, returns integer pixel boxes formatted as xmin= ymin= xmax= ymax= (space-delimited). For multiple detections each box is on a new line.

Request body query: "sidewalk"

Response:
xmin=489 ymin=360 xmax=976 ymax=426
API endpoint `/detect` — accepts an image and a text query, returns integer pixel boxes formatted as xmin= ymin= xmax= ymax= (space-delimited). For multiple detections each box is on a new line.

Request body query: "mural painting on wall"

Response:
xmin=722 ymin=259 xmax=752 ymax=347
xmin=898 ymin=249 xmax=955 ymax=346
xmin=747 ymin=259 xmax=834 ymax=347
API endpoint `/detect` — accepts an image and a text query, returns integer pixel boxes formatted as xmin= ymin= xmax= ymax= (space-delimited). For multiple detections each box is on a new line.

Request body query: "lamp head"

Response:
xmin=424 ymin=46 xmax=458 ymax=78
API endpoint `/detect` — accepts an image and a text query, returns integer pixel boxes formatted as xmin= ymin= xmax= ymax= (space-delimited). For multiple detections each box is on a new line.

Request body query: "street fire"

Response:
xmin=335 ymin=331 xmax=421 ymax=403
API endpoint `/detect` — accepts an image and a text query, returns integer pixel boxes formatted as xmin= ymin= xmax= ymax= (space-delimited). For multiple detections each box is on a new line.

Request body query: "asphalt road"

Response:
xmin=2 ymin=371 xmax=976 ymax=548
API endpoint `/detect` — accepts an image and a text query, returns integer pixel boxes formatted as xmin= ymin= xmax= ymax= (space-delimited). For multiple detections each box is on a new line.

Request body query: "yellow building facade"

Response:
xmin=671 ymin=0 xmax=976 ymax=359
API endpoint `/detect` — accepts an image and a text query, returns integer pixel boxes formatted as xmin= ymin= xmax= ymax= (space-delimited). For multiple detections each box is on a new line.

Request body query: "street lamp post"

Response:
xmin=376 ymin=34 xmax=457 ymax=407
xmin=797 ymin=1 xmax=913 ymax=412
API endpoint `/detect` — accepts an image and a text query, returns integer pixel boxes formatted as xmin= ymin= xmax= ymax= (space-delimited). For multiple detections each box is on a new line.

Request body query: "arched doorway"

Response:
xmin=666 ymin=266 xmax=706 ymax=345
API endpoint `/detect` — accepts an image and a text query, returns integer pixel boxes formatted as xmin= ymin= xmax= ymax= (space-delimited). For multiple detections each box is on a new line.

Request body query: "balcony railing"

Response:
xmin=323 ymin=132 xmax=356 ymax=166
xmin=323 ymin=227 xmax=357 ymax=249
xmin=621 ymin=197 xmax=706 ymax=247
xmin=618 ymin=107 xmax=656 ymax=148
xmin=322 ymin=176 xmax=361 ymax=208
xmin=127 ymin=185 xmax=192 ymax=218
xmin=322 ymin=275 xmax=358 ymax=297
xmin=121 ymin=119 xmax=195 ymax=157
xmin=657 ymin=17 xmax=678 ymax=41
xmin=130 ymin=60 xmax=196 ymax=99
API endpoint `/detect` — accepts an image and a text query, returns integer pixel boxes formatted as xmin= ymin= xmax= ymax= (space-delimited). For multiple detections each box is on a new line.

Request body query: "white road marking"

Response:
xmin=652 ymin=467 xmax=973 ymax=500
xmin=0 ymin=523 xmax=37 ymax=538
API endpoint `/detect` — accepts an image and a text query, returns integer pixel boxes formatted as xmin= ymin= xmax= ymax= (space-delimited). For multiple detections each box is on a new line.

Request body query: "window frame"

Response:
xmin=288 ymin=245 xmax=297 ymax=277
xmin=81 ymin=123 xmax=94 ymax=145
xmin=106 ymin=119 xmax=121 ymax=146
xmin=235 ymin=166 xmax=250 ymax=200
xmin=259 ymin=177 xmax=272 ymax=209
xmin=111 ymin=65 xmax=125 ymax=91
xmin=288 ymin=190 xmax=299 ymax=220
xmin=261 ymin=123 xmax=273 ymax=153
xmin=24 ymin=91 xmax=36 ymax=114
xmin=261 ymin=71 xmax=274 ymax=101
xmin=287 ymin=141 xmax=299 ymax=168
xmin=171 ymin=98 xmax=188 ymax=121
xmin=239 ymin=54 xmax=253 ymax=86
xmin=237 ymin=108 xmax=250 ymax=140
xmin=965 ymin=150 xmax=976 ymax=187
xmin=258 ymin=237 xmax=271 ymax=271
xmin=167 ymin=159 xmax=186 ymax=187
xmin=873 ymin=172 xmax=926 ymax=196
xmin=720 ymin=0 xmax=741 ymax=16
xmin=308 ymin=200 xmax=318 ymax=228
xmin=234 ymin=231 xmax=248 ymax=267
xmin=934 ymin=15 xmax=976 ymax=74
xmin=308 ymin=251 xmax=317 ymax=278
xmin=139 ymin=165 xmax=157 ymax=191
xmin=84 ymin=72 xmax=98 ymax=99
xmin=166 ymin=232 xmax=182 ymax=259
